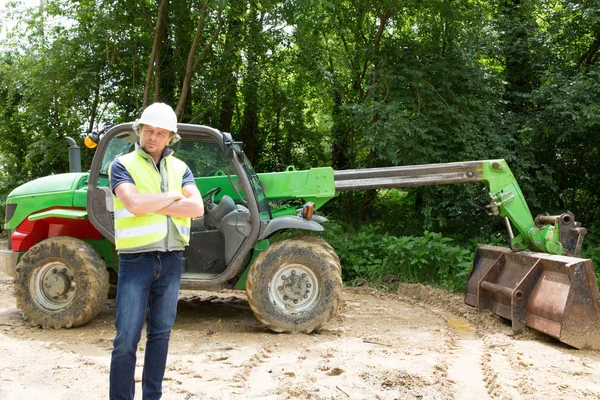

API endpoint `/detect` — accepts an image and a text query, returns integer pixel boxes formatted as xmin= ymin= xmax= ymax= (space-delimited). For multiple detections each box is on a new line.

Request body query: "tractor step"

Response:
xmin=465 ymin=245 xmax=600 ymax=349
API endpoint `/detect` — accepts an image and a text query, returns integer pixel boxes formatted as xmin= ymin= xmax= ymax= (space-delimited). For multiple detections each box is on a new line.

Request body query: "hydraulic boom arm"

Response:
xmin=333 ymin=159 xmax=586 ymax=256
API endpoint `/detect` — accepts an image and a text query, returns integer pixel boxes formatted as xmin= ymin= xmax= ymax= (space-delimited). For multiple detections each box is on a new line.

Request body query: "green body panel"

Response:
xmin=192 ymin=168 xmax=336 ymax=219
xmin=5 ymin=173 xmax=88 ymax=230
xmin=233 ymin=239 xmax=270 ymax=290
xmin=257 ymin=167 xmax=336 ymax=210
xmin=85 ymin=239 xmax=118 ymax=269
xmin=73 ymin=189 xmax=88 ymax=208
xmin=195 ymin=167 xmax=336 ymax=212
xmin=8 ymin=173 xmax=88 ymax=197
xmin=3 ymin=173 xmax=114 ymax=267
xmin=481 ymin=160 xmax=562 ymax=254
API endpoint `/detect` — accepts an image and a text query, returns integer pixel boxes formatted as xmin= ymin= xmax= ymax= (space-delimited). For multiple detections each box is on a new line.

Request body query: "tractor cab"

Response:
xmin=86 ymin=123 xmax=268 ymax=289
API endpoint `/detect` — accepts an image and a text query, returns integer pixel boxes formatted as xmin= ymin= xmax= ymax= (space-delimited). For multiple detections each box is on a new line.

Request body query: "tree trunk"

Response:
xmin=143 ymin=0 xmax=169 ymax=108
xmin=87 ymin=82 xmax=100 ymax=133
xmin=499 ymin=0 xmax=537 ymax=112
xmin=219 ymin=0 xmax=245 ymax=133
xmin=359 ymin=4 xmax=394 ymax=221
xmin=580 ymin=27 xmax=600 ymax=69
xmin=324 ymin=30 xmax=351 ymax=170
xmin=273 ymin=90 xmax=281 ymax=161
xmin=175 ymin=4 xmax=224 ymax=120
xmin=331 ymin=89 xmax=351 ymax=170
xmin=240 ymin=3 xmax=262 ymax=163
xmin=175 ymin=3 xmax=207 ymax=119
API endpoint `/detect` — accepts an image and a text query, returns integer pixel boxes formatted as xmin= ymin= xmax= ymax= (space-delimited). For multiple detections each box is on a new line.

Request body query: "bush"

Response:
xmin=317 ymin=220 xmax=600 ymax=293
xmin=321 ymin=224 xmax=474 ymax=292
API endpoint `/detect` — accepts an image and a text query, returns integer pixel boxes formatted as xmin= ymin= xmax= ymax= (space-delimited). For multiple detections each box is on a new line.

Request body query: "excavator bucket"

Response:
xmin=465 ymin=245 xmax=600 ymax=349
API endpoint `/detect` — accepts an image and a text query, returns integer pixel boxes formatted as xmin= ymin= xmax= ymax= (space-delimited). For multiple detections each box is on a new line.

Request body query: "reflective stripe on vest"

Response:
xmin=113 ymin=149 xmax=191 ymax=250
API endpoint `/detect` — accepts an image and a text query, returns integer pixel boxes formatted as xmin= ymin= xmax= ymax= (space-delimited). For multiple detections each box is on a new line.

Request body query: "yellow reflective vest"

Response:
xmin=113 ymin=149 xmax=191 ymax=250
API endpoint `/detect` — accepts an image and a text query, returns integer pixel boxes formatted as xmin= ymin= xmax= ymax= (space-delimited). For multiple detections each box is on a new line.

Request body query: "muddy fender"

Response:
xmin=258 ymin=216 xmax=324 ymax=240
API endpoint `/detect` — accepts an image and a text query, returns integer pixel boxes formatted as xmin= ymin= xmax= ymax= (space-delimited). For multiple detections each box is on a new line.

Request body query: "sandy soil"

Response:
xmin=1 ymin=247 xmax=600 ymax=399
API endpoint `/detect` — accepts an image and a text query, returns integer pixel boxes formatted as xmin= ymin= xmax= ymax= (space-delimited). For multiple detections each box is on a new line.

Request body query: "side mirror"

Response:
xmin=223 ymin=132 xmax=234 ymax=158
xmin=234 ymin=142 xmax=244 ymax=159
xmin=222 ymin=132 xmax=245 ymax=160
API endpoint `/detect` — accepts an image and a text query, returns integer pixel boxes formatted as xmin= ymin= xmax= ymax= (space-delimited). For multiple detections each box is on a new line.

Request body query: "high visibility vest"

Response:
xmin=113 ymin=149 xmax=191 ymax=250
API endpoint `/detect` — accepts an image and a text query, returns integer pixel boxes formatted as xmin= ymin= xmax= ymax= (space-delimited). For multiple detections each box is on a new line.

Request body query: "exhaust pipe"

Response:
xmin=65 ymin=137 xmax=81 ymax=173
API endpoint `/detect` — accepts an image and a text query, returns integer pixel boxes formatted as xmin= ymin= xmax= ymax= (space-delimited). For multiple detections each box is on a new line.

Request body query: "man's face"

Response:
xmin=138 ymin=125 xmax=172 ymax=157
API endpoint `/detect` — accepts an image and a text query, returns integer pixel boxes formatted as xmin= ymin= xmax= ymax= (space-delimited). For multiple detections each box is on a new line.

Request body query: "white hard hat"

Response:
xmin=133 ymin=102 xmax=178 ymax=133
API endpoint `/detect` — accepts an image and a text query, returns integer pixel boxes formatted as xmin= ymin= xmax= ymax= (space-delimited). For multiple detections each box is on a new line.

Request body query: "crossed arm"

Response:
xmin=114 ymin=183 xmax=204 ymax=218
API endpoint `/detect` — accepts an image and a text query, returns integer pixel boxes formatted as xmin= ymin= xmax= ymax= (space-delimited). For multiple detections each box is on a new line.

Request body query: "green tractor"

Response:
xmin=2 ymin=123 xmax=600 ymax=349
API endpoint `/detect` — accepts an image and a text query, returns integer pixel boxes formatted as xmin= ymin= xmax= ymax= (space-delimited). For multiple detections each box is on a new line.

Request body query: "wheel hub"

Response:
xmin=281 ymin=271 xmax=311 ymax=300
xmin=43 ymin=268 xmax=71 ymax=298
xmin=270 ymin=263 xmax=319 ymax=314
xmin=32 ymin=261 xmax=77 ymax=310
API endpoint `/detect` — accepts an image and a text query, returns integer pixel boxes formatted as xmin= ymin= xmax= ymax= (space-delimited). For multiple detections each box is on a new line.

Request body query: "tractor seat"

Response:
xmin=204 ymin=195 xmax=237 ymax=230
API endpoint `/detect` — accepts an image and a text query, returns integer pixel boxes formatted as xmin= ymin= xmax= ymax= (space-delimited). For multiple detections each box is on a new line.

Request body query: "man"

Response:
xmin=109 ymin=102 xmax=204 ymax=400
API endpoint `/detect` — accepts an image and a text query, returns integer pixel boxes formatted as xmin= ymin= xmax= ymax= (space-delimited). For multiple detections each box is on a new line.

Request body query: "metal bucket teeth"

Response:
xmin=465 ymin=245 xmax=600 ymax=349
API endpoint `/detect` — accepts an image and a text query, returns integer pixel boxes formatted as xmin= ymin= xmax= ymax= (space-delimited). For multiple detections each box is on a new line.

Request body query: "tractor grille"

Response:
xmin=4 ymin=204 xmax=16 ymax=251
xmin=5 ymin=203 xmax=16 ymax=225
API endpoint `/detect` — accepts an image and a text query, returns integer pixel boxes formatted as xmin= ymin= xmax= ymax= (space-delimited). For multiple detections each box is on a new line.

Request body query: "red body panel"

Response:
xmin=12 ymin=208 xmax=103 ymax=252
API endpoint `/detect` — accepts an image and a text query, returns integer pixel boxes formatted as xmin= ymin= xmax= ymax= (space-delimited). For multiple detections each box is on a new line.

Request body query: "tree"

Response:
xmin=0 ymin=0 xmax=599 ymax=243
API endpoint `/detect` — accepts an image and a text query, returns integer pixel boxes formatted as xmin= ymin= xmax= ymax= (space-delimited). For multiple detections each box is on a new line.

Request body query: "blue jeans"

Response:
xmin=110 ymin=250 xmax=183 ymax=400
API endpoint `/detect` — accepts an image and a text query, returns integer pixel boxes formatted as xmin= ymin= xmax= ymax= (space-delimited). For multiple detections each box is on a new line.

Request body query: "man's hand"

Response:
xmin=156 ymin=185 xmax=204 ymax=218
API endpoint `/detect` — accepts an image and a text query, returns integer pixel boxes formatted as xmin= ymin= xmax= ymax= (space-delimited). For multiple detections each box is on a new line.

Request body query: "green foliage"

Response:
xmin=1 ymin=0 xmax=600 ymax=295
xmin=579 ymin=222 xmax=600 ymax=284
xmin=321 ymin=223 xmax=474 ymax=292
xmin=526 ymin=65 xmax=600 ymax=225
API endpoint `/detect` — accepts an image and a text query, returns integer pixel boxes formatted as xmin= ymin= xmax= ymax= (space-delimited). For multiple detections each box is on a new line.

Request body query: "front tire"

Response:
xmin=14 ymin=237 xmax=110 ymax=329
xmin=246 ymin=238 xmax=342 ymax=333
xmin=295 ymin=235 xmax=340 ymax=264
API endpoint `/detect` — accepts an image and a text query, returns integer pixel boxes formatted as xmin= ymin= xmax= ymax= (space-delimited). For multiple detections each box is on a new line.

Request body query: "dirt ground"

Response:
xmin=1 ymin=245 xmax=600 ymax=399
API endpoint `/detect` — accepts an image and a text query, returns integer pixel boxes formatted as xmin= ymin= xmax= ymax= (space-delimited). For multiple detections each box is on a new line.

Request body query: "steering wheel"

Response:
xmin=202 ymin=187 xmax=222 ymax=207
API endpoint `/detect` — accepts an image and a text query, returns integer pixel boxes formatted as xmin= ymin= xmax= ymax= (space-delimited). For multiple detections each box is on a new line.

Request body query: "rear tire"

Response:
xmin=246 ymin=238 xmax=342 ymax=333
xmin=14 ymin=237 xmax=110 ymax=329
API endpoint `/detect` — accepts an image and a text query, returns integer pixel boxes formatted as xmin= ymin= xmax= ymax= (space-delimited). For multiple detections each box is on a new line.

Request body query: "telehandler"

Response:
xmin=1 ymin=123 xmax=599 ymax=349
